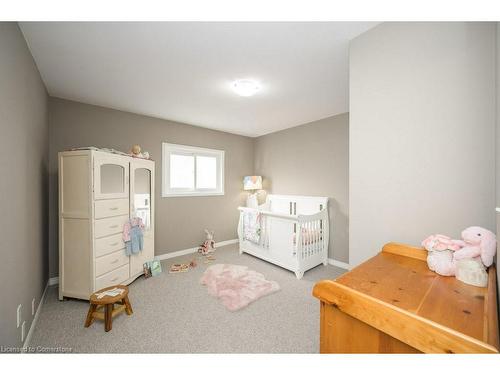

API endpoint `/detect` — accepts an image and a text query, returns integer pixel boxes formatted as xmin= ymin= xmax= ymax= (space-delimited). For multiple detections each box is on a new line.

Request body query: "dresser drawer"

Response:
xmin=95 ymin=215 xmax=128 ymax=238
xmin=95 ymin=199 xmax=129 ymax=219
xmin=95 ymin=233 xmax=125 ymax=257
xmin=95 ymin=264 xmax=129 ymax=291
xmin=95 ymin=249 xmax=129 ymax=277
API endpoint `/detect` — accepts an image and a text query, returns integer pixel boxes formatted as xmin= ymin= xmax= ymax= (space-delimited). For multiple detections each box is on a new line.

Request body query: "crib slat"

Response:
xmin=306 ymin=221 xmax=311 ymax=258
xmin=309 ymin=221 xmax=313 ymax=258
xmin=310 ymin=220 xmax=314 ymax=256
xmin=314 ymin=220 xmax=317 ymax=255
xmin=318 ymin=220 xmax=322 ymax=254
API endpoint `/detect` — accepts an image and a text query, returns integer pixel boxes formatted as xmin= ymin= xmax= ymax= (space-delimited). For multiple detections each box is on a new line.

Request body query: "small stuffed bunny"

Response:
xmin=205 ymin=229 xmax=214 ymax=241
xmin=453 ymin=226 xmax=496 ymax=267
xmin=198 ymin=229 xmax=215 ymax=255
xmin=453 ymin=227 xmax=496 ymax=287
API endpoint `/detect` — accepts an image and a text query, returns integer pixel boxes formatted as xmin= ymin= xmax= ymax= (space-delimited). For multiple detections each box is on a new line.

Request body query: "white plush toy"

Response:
xmin=198 ymin=229 xmax=215 ymax=255
xmin=421 ymin=234 xmax=464 ymax=276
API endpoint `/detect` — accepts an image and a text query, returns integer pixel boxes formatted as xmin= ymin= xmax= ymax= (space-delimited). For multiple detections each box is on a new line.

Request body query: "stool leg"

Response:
xmin=105 ymin=303 xmax=113 ymax=332
xmin=123 ymin=296 xmax=133 ymax=315
xmin=84 ymin=304 xmax=97 ymax=328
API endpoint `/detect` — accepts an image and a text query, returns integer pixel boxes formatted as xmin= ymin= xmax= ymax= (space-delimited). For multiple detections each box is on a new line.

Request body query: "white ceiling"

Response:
xmin=20 ymin=22 xmax=377 ymax=137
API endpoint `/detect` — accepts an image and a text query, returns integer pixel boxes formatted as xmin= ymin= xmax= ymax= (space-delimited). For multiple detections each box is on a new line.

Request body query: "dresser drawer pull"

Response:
xmin=111 ymin=277 xmax=119 ymax=282
xmin=111 ymin=259 xmax=119 ymax=264
xmin=109 ymin=225 xmax=119 ymax=229
xmin=109 ymin=207 xmax=119 ymax=211
xmin=110 ymin=242 xmax=119 ymax=246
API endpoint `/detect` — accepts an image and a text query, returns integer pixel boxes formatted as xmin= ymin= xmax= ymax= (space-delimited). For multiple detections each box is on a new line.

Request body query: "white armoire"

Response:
xmin=58 ymin=149 xmax=155 ymax=300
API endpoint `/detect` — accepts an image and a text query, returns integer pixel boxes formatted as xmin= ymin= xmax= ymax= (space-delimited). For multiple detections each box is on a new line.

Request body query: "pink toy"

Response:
xmin=422 ymin=234 xmax=465 ymax=276
xmin=422 ymin=227 xmax=497 ymax=287
xmin=421 ymin=234 xmax=464 ymax=252
xmin=198 ymin=229 xmax=215 ymax=256
xmin=454 ymin=226 xmax=496 ymax=267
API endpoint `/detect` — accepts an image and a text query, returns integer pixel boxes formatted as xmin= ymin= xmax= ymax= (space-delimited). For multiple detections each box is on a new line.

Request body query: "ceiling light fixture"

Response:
xmin=231 ymin=79 xmax=261 ymax=97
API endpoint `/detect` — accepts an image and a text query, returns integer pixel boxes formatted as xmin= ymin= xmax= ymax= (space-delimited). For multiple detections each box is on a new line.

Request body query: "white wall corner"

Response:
xmin=328 ymin=258 xmax=352 ymax=270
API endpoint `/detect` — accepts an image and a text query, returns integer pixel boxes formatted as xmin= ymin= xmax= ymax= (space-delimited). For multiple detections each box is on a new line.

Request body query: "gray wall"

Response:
xmin=254 ymin=113 xmax=349 ymax=263
xmin=349 ymin=22 xmax=496 ymax=267
xmin=0 ymin=23 xmax=49 ymax=347
xmin=48 ymin=98 xmax=254 ymax=277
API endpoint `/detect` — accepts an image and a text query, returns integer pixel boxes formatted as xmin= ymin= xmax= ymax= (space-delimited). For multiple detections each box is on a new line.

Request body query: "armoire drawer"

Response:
xmin=95 ymin=233 xmax=125 ymax=257
xmin=95 ymin=249 xmax=129 ymax=277
xmin=95 ymin=264 xmax=129 ymax=291
xmin=95 ymin=198 xmax=129 ymax=219
xmin=94 ymin=215 xmax=128 ymax=238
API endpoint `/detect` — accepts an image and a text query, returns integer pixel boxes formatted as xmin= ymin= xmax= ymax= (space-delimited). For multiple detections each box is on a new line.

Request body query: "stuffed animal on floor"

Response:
xmin=198 ymin=229 xmax=216 ymax=255
xmin=422 ymin=227 xmax=497 ymax=287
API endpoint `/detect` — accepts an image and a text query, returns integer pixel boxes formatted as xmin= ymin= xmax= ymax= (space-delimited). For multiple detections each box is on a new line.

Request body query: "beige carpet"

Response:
xmin=28 ymin=243 xmax=345 ymax=353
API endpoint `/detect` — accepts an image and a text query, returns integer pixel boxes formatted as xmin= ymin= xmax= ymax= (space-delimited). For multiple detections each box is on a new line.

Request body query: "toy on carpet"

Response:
xmin=169 ymin=263 xmax=190 ymax=273
xmin=421 ymin=226 xmax=497 ymax=287
xmin=198 ymin=229 xmax=216 ymax=256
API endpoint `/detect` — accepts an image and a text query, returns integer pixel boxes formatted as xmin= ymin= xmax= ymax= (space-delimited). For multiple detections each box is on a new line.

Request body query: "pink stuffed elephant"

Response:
xmin=422 ymin=226 xmax=497 ymax=286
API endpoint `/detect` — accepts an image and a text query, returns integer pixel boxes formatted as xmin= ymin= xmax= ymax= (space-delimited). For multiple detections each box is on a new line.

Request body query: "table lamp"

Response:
xmin=243 ymin=176 xmax=262 ymax=208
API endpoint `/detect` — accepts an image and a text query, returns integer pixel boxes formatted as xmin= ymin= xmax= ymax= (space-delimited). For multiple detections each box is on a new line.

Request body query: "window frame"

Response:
xmin=162 ymin=142 xmax=225 ymax=197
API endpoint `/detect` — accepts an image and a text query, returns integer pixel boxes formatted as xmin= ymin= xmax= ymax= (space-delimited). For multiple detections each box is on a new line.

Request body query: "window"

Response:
xmin=162 ymin=143 xmax=224 ymax=197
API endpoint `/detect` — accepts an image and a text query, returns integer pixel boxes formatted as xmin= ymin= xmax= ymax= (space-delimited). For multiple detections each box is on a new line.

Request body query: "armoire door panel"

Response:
xmin=93 ymin=153 xmax=130 ymax=200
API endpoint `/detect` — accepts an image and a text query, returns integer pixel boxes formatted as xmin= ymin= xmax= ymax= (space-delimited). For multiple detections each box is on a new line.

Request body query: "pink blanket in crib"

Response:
xmin=200 ymin=264 xmax=280 ymax=311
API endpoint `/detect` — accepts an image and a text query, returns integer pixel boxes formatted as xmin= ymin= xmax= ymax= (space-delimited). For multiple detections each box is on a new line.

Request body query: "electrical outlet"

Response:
xmin=16 ymin=304 xmax=22 ymax=328
xmin=21 ymin=321 xmax=26 ymax=342
xmin=32 ymin=298 xmax=35 ymax=316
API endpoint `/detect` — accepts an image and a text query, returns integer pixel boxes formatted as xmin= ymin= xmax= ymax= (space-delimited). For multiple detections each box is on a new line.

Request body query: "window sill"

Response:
xmin=162 ymin=191 xmax=225 ymax=198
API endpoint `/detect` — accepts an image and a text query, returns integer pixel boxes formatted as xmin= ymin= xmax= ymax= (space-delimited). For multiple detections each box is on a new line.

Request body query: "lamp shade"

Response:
xmin=243 ymin=176 xmax=262 ymax=190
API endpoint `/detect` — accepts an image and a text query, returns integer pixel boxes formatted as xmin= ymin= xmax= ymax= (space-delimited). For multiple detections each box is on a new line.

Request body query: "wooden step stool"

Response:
xmin=85 ymin=285 xmax=133 ymax=332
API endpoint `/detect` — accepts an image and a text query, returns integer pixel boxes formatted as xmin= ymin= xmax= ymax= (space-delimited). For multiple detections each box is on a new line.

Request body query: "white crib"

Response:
xmin=237 ymin=194 xmax=329 ymax=279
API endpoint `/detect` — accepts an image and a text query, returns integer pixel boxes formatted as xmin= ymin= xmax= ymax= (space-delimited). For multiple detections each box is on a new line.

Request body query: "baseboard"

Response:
xmin=46 ymin=239 xmax=240 ymax=281
xmin=155 ymin=239 xmax=239 ymax=261
xmin=215 ymin=239 xmax=239 ymax=248
xmin=22 ymin=280 xmax=49 ymax=352
xmin=328 ymin=258 xmax=351 ymax=270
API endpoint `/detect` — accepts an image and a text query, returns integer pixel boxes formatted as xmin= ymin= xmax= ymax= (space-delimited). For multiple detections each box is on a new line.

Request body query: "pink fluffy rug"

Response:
xmin=200 ymin=264 xmax=280 ymax=311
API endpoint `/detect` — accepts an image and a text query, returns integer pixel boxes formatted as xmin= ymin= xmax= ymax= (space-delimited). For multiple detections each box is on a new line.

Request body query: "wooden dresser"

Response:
xmin=312 ymin=243 xmax=499 ymax=353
